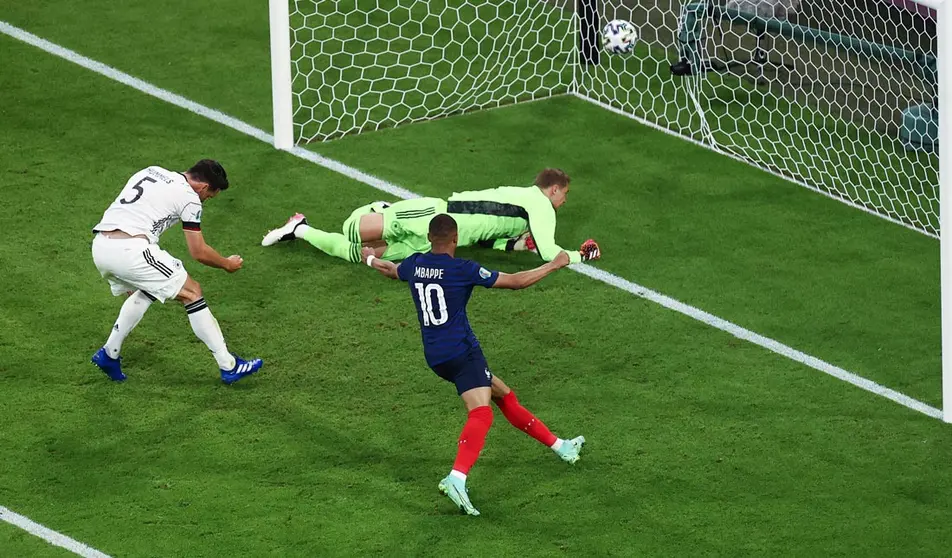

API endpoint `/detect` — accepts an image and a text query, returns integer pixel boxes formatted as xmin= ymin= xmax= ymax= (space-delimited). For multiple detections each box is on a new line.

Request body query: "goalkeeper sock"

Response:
xmin=495 ymin=391 xmax=558 ymax=447
xmin=104 ymin=290 xmax=154 ymax=358
xmin=295 ymin=225 xmax=362 ymax=263
xmin=452 ymin=405 xmax=493 ymax=475
xmin=185 ymin=299 xmax=236 ymax=370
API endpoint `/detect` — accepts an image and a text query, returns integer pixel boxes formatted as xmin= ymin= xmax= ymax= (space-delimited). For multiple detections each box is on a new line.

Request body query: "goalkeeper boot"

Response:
xmin=438 ymin=475 xmax=480 ymax=517
xmin=220 ymin=355 xmax=264 ymax=385
xmin=555 ymin=435 xmax=586 ymax=464
xmin=261 ymin=213 xmax=308 ymax=246
xmin=92 ymin=347 xmax=126 ymax=382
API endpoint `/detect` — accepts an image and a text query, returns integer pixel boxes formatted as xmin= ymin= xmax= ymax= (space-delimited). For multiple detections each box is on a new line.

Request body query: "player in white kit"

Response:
xmin=90 ymin=159 xmax=263 ymax=384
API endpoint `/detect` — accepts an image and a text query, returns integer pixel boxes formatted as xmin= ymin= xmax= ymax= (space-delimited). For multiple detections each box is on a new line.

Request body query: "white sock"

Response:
xmin=550 ymin=438 xmax=564 ymax=452
xmin=293 ymin=224 xmax=313 ymax=238
xmin=185 ymin=298 xmax=236 ymax=370
xmin=104 ymin=290 xmax=154 ymax=358
xmin=450 ymin=470 xmax=467 ymax=482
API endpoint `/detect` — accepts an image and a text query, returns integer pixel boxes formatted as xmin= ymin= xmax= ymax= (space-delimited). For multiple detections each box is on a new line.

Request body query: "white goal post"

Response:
xmin=937 ymin=0 xmax=951 ymax=423
xmin=270 ymin=0 xmax=294 ymax=150
xmin=269 ymin=0 xmax=949 ymax=421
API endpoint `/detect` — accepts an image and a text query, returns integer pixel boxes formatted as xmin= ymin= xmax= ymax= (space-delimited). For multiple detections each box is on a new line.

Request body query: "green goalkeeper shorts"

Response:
xmin=341 ymin=201 xmax=392 ymax=243
xmin=381 ymin=197 xmax=446 ymax=250
xmin=380 ymin=240 xmax=425 ymax=262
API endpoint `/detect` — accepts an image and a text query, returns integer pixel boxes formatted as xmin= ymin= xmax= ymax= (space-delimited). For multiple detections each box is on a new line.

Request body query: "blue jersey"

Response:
xmin=397 ymin=252 xmax=499 ymax=367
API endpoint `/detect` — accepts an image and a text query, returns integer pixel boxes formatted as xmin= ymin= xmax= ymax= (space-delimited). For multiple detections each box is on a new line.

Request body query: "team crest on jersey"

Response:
xmin=478 ymin=267 xmax=491 ymax=279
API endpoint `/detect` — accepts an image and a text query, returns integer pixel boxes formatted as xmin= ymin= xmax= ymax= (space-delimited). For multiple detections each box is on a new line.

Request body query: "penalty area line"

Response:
xmin=0 ymin=20 xmax=941 ymax=424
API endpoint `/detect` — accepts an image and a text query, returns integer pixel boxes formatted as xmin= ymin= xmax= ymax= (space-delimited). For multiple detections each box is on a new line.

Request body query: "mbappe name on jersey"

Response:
xmin=413 ymin=267 xmax=444 ymax=280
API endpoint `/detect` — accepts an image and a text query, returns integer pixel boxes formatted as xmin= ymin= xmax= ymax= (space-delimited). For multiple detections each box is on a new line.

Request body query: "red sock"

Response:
xmin=496 ymin=391 xmax=558 ymax=447
xmin=452 ymin=405 xmax=494 ymax=475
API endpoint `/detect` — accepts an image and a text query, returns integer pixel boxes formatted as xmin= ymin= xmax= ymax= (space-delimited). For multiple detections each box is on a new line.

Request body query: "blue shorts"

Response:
xmin=430 ymin=348 xmax=493 ymax=396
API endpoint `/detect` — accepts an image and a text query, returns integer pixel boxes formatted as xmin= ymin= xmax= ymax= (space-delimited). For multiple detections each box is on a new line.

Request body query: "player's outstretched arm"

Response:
xmin=492 ymin=251 xmax=570 ymax=290
xmin=184 ymin=230 xmax=242 ymax=272
xmin=362 ymin=247 xmax=400 ymax=280
xmin=523 ymin=201 xmax=590 ymax=263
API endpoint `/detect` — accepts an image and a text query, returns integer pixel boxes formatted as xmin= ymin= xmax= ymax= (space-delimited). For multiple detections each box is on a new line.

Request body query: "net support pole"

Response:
xmin=269 ymin=0 xmax=294 ymax=150
xmin=938 ymin=0 xmax=952 ymax=422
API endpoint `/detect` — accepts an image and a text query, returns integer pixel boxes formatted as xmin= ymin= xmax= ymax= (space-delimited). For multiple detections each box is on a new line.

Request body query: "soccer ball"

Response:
xmin=602 ymin=20 xmax=638 ymax=55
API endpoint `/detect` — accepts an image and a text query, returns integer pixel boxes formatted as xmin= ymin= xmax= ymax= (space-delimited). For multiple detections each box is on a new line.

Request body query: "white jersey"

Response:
xmin=94 ymin=166 xmax=203 ymax=243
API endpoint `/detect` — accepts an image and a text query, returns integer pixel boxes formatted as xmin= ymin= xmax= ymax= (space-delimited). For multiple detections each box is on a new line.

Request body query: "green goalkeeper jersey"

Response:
xmin=447 ymin=186 xmax=582 ymax=264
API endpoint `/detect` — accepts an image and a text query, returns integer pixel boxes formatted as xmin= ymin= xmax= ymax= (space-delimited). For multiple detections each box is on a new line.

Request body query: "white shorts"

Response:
xmin=91 ymin=234 xmax=187 ymax=303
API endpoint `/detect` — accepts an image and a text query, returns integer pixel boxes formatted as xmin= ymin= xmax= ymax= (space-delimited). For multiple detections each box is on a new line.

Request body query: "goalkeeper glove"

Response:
xmin=580 ymin=239 xmax=601 ymax=261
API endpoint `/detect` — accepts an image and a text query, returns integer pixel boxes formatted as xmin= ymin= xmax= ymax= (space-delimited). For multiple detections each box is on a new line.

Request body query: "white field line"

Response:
xmin=0 ymin=21 xmax=940 ymax=433
xmin=0 ymin=506 xmax=112 ymax=558
xmin=572 ymin=265 xmax=942 ymax=419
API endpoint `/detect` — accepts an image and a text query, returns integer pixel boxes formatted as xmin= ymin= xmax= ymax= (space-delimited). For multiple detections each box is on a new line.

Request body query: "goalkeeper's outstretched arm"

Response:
xmin=481 ymin=222 xmax=601 ymax=263
xmin=528 ymin=213 xmax=580 ymax=264
xmin=524 ymin=202 xmax=601 ymax=263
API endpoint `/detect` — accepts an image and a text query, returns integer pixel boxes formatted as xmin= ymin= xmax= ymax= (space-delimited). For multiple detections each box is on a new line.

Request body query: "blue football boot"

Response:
xmin=220 ymin=355 xmax=263 ymax=385
xmin=91 ymin=347 xmax=126 ymax=381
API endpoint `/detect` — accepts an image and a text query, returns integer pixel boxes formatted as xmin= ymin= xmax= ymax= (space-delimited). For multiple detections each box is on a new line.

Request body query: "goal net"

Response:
xmin=274 ymin=1 xmax=949 ymax=417
xmin=275 ymin=0 xmax=942 ymax=234
xmin=284 ymin=0 xmax=575 ymax=143
xmin=576 ymin=0 xmax=940 ymax=235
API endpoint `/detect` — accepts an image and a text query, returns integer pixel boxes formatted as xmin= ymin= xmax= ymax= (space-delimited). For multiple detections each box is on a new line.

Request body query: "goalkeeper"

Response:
xmin=261 ymin=168 xmax=601 ymax=263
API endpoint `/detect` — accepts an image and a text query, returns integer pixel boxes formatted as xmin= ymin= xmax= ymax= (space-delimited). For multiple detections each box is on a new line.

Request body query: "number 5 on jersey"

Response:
xmin=120 ymin=176 xmax=157 ymax=205
xmin=414 ymin=283 xmax=448 ymax=326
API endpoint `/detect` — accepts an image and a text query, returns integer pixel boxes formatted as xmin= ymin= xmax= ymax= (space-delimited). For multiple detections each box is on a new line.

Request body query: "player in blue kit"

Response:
xmin=363 ymin=214 xmax=586 ymax=516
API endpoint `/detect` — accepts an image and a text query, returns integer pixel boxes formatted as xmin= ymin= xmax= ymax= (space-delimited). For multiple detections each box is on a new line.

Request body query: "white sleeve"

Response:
xmin=181 ymin=201 xmax=203 ymax=231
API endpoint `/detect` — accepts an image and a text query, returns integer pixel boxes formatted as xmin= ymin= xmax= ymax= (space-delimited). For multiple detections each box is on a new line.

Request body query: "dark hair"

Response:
xmin=534 ymin=168 xmax=570 ymax=190
xmin=428 ymin=214 xmax=458 ymax=242
xmin=187 ymin=159 xmax=229 ymax=191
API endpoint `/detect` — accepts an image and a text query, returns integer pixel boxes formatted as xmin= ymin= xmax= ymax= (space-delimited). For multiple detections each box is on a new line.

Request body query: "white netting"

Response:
xmin=577 ymin=0 xmax=939 ymax=234
xmin=289 ymin=0 xmax=574 ymax=142
xmin=286 ymin=0 xmax=939 ymax=235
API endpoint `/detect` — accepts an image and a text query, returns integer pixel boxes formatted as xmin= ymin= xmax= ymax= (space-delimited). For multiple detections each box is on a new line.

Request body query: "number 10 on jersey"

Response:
xmin=414 ymin=283 xmax=448 ymax=326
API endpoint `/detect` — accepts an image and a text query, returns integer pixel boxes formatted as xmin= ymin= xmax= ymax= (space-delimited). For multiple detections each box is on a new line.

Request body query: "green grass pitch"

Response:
xmin=1 ymin=1 xmax=951 ymax=556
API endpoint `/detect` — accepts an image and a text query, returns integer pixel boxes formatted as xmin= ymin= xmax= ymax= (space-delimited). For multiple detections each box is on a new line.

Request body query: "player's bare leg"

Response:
xmin=175 ymin=276 xmax=262 ymax=384
xmin=356 ymin=200 xmax=433 ymax=260
xmin=439 ymin=386 xmax=492 ymax=517
xmin=357 ymin=212 xmax=384 ymax=242
xmin=491 ymin=376 xmax=585 ymax=464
